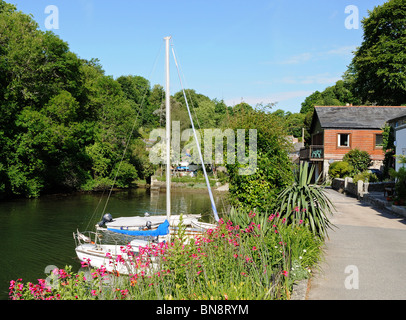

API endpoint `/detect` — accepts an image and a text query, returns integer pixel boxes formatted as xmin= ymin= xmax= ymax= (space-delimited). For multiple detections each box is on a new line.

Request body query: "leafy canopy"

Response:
xmin=349 ymin=0 xmax=406 ymax=105
xmin=225 ymin=105 xmax=294 ymax=212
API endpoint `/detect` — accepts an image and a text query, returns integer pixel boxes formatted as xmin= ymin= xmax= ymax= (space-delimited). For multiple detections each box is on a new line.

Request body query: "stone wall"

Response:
xmin=331 ymin=177 xmax=391 ymax=199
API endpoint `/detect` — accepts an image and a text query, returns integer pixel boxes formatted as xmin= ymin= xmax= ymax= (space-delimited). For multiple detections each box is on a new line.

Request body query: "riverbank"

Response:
xmin=0 ymin=177 xmax=229 ymax=202
xmin=147 ymin=176 xmax=229 ymax=193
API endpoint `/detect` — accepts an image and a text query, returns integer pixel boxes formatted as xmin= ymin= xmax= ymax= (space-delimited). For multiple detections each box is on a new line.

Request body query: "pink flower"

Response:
xmin=294 ymin=206 xmax=300 ymax=212
xmin=282 ymin=270 xmax=288 ymax=277
xmin=299 ymin=219 xmax=304 ymax=224
xmin=252 ymin=246 xmax=257 ymax=251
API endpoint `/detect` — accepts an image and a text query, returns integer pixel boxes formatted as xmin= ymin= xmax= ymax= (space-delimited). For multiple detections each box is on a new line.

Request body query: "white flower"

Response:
xmin=303 ymin=249 xmax=307 ymax=253
xmin=299 ymin=256 xmax=302 ymax=259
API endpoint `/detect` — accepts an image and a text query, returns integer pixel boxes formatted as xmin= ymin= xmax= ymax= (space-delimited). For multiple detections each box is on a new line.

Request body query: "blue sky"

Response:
xmin=9 ymin=0 xmax=387 ymax=113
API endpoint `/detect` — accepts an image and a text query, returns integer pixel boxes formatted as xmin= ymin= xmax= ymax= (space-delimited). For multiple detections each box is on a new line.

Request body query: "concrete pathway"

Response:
xmin=307 ymin=188 xmax=406 ymax=300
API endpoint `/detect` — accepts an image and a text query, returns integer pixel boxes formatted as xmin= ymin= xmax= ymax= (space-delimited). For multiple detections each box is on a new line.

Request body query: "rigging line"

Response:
xmin=169 ymin=40 xmax=203 ymax=132
xmin=98 ymin=41 xmax=165 ymax=220
xmin=171 ymin=43 xmax=220 ymax=222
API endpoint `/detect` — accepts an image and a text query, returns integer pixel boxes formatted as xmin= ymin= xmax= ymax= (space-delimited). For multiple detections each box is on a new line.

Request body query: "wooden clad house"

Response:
xmin=300 ymin=105 xmax=406 ymax=181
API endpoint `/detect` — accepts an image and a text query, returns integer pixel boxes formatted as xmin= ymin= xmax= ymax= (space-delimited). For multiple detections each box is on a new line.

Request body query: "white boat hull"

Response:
xmin=75 ymin=239 xmax=157 ymax=275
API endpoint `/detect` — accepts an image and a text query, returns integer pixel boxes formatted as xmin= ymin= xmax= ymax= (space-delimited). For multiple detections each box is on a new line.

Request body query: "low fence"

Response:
xmin=331 ymin=178 xmax=395 ymax=199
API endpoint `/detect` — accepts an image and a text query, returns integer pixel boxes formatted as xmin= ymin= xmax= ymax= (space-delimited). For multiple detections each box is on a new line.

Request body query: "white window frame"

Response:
xmin=338 ymin=133 xmax=350 ymax=147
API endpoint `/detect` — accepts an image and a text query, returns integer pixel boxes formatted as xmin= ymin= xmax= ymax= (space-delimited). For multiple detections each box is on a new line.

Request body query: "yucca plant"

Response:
xmin=274 ymin=162 xmax=335 ymax=238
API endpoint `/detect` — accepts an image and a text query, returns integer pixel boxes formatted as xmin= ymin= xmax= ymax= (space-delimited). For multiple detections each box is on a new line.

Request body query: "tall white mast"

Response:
xmin=164 ymin=36 xmax=171 ymax=221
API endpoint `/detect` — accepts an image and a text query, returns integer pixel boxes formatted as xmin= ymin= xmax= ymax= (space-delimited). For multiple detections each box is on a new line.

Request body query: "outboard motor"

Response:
xmin=98 ymin=213 xmax=113 ymax=227
xmin=146 ymin=220 xmax=152 ymax=230
xmin=103 ymin=213 xmax=113 ymax=223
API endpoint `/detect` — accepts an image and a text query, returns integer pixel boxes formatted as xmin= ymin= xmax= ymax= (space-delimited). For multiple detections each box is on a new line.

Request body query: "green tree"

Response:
xmin=213 ymin=99 xmax=228 ymax=126
xmin=116 ymin=75 xmax=158 ymax=126
xmin=285 ymin=112 xmax=306 ymax=138
xmin=300 ymin=91 xmax=322 ymax=114
xmin=0 ymin=1 xmax=144 ymax=197
xmin=0 ymin=2 xmax=88 ymax=197
xmin=348 ymin=0 xmax=406 ymax=105
xmin=149 ymin=84 xmax=165 ymax=126
xmin=225 ymin=107 xmax=294 ymax=212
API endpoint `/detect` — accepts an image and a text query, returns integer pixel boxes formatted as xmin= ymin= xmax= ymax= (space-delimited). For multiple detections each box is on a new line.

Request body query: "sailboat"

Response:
xmin=73 ymin=36 xmax=219 ymax=274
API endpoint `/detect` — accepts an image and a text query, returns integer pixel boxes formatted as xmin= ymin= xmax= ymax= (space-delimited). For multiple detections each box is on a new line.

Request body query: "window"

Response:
xmin=375 ymin=134 xmax=383 ymax=148
xmin=338 ymin=134 xmax=350 ymax=147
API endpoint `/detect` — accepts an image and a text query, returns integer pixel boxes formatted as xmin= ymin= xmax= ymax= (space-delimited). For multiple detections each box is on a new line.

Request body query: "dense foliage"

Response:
xmin=0 ymin=1 xmax=148 ymax=197
xmin=225 ymin=106 xmax=294 ymax=212
xmin=390 ymin=155 xmax=406 ymax=203
xmin=328 ymin=161 xmax=352 ymax=179
xmin=348 ymin=0 xmax=406 ymax=105
xmin=342 ymin=148 xmax=372 ymax=175
xmin=0 ymin=1 xmax=234 ymax=199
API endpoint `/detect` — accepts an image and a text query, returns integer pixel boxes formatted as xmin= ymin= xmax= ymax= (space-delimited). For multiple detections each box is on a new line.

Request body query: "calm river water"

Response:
xmin=0 ymin=188 xmax=227 ymax=299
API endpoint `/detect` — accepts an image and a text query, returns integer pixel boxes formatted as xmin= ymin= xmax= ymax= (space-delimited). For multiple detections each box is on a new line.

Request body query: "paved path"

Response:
xmin=307 ymin=188 xmax=406 ymax=300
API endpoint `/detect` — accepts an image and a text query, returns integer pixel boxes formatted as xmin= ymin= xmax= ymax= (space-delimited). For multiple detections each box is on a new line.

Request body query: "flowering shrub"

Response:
xmin=9 ymin=211 xmax=322 ymax=300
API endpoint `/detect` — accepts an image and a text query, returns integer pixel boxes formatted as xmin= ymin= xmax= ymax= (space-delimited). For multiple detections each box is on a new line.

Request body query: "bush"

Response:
xmin=328 ymin=161 xmax=352 ymax=178
xmin=343 ymin=149 xmax=372 ymax=175
xmin=353 ymin=171 xmax=378 ymax=183
xmin=389 ymin=160 xmax=406 ymax=203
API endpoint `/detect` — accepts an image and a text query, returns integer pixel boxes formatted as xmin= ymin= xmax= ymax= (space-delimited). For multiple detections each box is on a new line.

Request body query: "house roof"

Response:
xmin=313 ymin=106 xmax=406 ymax=130
xmin=387 ymin=110 xmax=406 ymax=123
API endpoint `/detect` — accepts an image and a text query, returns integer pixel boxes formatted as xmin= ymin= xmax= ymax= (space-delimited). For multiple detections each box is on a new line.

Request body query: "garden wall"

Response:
xmin=331 ymin=178 xmax=392 ymax=199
